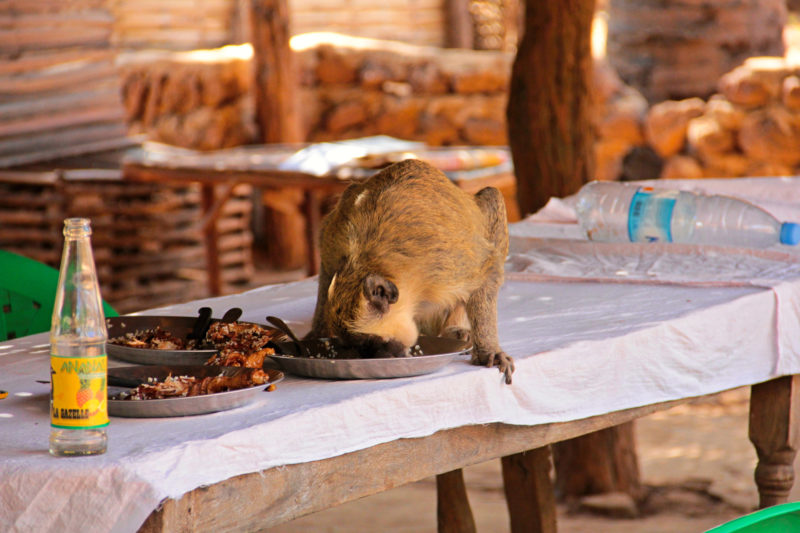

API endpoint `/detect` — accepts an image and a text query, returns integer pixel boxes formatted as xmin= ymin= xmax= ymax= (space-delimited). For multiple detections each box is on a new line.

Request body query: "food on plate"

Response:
xmin=109 ymin=326 xmax=195 ymax=350
xmin=107 ymin=319 xmax=277 ymax=367
xmin=280 ymin=338 xmax=426 ymax=359
xmin=108 ymin=319 xmax=281 ymax=398
xmin=206 ymin=347 xmax=275 ymax=367
xmin=203 ymin=321 xmax=276 ymax=368
xmin=116 ymin=370 xmax=273 ymax=400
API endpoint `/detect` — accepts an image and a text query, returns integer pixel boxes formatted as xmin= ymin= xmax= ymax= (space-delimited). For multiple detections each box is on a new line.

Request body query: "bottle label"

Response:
xmin=50 ymin=354 xmax=109 ymax=429
xmin=628 ymin=188 xmax=677 ymax=243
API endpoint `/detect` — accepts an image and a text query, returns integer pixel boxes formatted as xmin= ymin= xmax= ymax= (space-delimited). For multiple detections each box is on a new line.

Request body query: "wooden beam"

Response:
xmin=444 ymin=0 xmax=473 ymax=48
xmin=249 ymin=0 xmax=302 ymax=143
xmin=123 ymin=162 xmax=350 ymax=191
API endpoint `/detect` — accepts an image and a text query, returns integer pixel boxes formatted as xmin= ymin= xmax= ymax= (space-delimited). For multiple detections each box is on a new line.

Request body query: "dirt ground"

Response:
xmin=262 ymin=387 xmax=797 ymax=533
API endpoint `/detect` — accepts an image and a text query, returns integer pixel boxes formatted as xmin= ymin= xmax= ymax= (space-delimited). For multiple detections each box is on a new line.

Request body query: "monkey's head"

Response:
xmin=324 ymin=268 xmax=417 ymax=358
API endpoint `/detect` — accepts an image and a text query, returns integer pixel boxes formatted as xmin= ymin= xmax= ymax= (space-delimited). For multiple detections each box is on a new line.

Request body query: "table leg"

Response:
xmin=749 ymin=375 xmax=800 ymax=508
xmin=201 ymin=184 xmax=222 ymax=296
xmin=501 ymin=446 xmax=557 ymax=533
xmin=436 ymin=469 xmax=476 ymax=533
xmin=303 ymin=189 xmax=321 ymax=276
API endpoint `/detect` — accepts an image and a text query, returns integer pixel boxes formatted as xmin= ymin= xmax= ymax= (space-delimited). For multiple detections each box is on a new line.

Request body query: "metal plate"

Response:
xmin=106 ymin=316 xmax=216 ymax=365
xmin=268 ymin=336 xmax=470 ymax=379
xmin=108 ymin=365 xmax=284 ymax=418
xmin=106 ymin=316 xmax=282 ymax=366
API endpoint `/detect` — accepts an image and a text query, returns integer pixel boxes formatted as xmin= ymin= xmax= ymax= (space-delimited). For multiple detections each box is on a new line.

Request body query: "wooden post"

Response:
xmin=302 ymin=190 xmax=322 ymax=276
xmin=444 ymin=0 xmax=474 ymax=49
xmin=201 ymin=184 xmax=222 ymax=296
xmin=501 ymin=446 xmax=557 ymax=533
xmin=249 ymin=0 xmax=310 ymax=271
xmin=249 ymin=0 xmax=302 ymax=144
xmin=261 ymin=187 xmax=308 ymax=270
xmin=749 ymin=375 xmax=800 ymax=508
xmin=436 ymin=470 xmax=477 ymax=533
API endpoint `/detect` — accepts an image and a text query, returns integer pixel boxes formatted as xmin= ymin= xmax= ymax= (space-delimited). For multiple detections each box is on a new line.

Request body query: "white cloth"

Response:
xmin=277 ymin=136 xmax=424 ymax=175
xmin=508 ymin=176 xmax=800 ymax=374
xmin=2 ymin=177 xmax=800 ymax=533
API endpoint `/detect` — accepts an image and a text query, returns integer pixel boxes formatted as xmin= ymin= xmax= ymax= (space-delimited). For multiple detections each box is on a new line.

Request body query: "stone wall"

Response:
xmin=606 ymin=0 xmax=786 ymax=103
xmin=117 ymin=36 xmax=645 ymax=184
xmin=118 ymin=36 xmax=800 ymax=183
xmin=645 ymin=56 xmax=800 ymax=180
xmin=119 ymin=46 xmax=257 ymax=151
xmin=292 ymin=34 xmax=512 ymax=146
xmin=119 ymin=36 xmax=515 ymax=150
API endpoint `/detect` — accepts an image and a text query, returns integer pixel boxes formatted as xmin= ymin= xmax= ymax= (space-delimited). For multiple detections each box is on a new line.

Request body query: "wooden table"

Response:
xmin=2 ymin=269 xmax=798 ymax=533
xmin=136 ymin=378 xmax=800 ymax=532
xmin=122 ymin=144 xmax=348 ymax=290
xmin=4 ymin=177 xmax=800 ymax=533
xmin=122 ymin=143 xmax=518 ymax=294
xmin=137 ymin=177 xmax=800 ymax=533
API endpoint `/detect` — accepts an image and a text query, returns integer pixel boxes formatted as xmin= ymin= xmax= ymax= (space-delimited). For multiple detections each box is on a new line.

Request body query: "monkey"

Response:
xmin=307 ymin=158 xmax=514 ymax=384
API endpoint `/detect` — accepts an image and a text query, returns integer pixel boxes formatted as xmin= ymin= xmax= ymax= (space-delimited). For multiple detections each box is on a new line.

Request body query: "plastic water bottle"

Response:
xmin=49 ymin=218 xmax=108 ymax=456
xmin=575 ymin=181 xmax=800 ymax=248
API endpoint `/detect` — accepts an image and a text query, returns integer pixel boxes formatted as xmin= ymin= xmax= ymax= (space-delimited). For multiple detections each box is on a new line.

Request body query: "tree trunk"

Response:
xmin=506 ymin=0 xmax=596 ymax=216
xmin=553 ymin=421 xmax=643 ymax=504
xmin=507 ymin=0 xmax=642 ymax=504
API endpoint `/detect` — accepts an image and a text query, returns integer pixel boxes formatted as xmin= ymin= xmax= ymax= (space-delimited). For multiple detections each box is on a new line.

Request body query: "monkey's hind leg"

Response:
xmin=440 ymin=304 xmax=471 ymax=343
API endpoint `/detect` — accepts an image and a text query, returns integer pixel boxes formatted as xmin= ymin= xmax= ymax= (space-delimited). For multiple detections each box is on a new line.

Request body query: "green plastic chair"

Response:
xmin=706 ymin=502 xmax=800 ymax=532
xmin=0 ymin=250 xmax=118 ymax=341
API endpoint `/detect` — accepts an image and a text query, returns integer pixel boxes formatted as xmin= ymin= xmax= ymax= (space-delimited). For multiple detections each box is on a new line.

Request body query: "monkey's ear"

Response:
xmin=363 ymin=274 xmax=398 ymax=314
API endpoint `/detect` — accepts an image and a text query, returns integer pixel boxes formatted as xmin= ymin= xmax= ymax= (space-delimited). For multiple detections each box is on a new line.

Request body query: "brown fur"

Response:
xmin=308 ymin=158 xmax=514 ymax=383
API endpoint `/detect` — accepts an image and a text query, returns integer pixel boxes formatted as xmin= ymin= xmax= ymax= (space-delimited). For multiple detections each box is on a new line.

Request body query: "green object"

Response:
xmin=0 ymin=250 xmax=117 ymax=341
xmin=706 ymin=502 xmax=800 ymax=532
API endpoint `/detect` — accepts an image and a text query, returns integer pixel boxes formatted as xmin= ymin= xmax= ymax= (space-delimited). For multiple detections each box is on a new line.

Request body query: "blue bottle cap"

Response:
xmin=780 ymin=222 xmax=800 ymax=245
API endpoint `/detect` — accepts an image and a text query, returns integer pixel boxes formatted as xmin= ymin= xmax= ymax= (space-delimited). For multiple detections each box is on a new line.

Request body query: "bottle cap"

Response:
xmin=780 ymin=222 xmax=800 ymax=245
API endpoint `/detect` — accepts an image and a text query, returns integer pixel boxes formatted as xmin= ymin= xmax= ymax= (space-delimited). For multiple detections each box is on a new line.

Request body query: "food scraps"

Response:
xmin=117 ymin=370 xmax=271 ymax=400
xmin=109 ymin=319 xmax=279 ymax=399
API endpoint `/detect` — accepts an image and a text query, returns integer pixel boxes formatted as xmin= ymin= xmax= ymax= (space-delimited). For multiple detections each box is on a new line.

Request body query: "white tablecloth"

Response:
xmin=2 ymin=177 xmax=800 ymax=533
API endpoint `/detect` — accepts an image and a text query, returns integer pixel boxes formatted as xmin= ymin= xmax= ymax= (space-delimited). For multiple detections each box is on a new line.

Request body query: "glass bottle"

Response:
xmin=49 ymin=218 xmax=108 ymax=456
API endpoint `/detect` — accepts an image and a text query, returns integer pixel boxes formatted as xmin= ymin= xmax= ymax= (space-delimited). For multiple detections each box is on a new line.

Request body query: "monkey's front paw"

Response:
xmin=472 ymin=350 xmax=515 ymax=384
